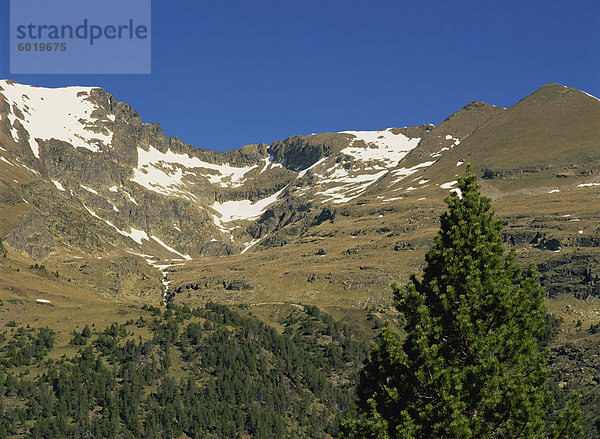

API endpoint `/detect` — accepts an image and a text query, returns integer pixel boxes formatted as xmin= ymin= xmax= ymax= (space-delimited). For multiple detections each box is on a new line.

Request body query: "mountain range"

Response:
xmin=1 ymin=79 xmax=600 ymax=436
xmin=1 ymin=79 xmax=599 ymax=309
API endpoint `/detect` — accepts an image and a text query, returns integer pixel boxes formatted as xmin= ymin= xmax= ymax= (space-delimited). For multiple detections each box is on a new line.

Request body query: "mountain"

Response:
xmin=0 ymin=79 xmax=599 ymax=306
xmin=2 ymin=80 xmax=600 ymax=437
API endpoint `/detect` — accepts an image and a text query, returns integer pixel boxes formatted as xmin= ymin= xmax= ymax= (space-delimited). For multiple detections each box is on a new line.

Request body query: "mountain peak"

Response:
xmin=0 ymin=80 xmax=114 ymax=159
xmin=443 ymin=100 xmax=504 ymax=124
xmin=539 ymin=82 xmax=565 ymax=88
xmin=517 ymin=82 xmax=599 ymax=106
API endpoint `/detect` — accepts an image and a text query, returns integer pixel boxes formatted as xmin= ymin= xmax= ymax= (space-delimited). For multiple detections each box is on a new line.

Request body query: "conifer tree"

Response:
xmin=342 ymin=166 xmax=581 ymax=438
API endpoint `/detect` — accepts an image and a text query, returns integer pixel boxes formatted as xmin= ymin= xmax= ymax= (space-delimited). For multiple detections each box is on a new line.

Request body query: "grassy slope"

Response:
xmin=423 ymin=84 xmax=600 ymax=192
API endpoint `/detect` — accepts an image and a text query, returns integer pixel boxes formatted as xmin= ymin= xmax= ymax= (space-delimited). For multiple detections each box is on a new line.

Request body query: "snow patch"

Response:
xmin=83 ymin=205 xmax=101 ymax=219
xmin=392 ymin=161 xmax=437 ymax=181
xmin=241 ymin=239 xmax=261 ymax=254
xmin=52 ymin=180 xmax=65 ymax=191
xmin=22 ymin=164 xmax=38 ymax=174
xmin=316 ymin=169 xmax=387 ymax=204
xmin=450 ymin=188 xmax=463 ymax=198
xmin=86 ymin=206 xmax=149 ymax=246
xmin=123 ymin=190 xmax=138 ymax=205
xmin=211 ymin=214 xmax=234 ymax=241
xmin=132 ymin=145 xmax=257 ymax=197
xmin=431 ymin=136 xmax=460 ymax=157
xmin=578 ymin=183 xmax=600 ymax=188
xmin=151 ymin=235 xmax=192 ymax=260
xmin=440 ymin=180 xmax=458 ymax=189
xmin=103 ymin=219 xmax=149 ymax=245
xmin=340 ymin=129 xmax=420 ymax=166
xmin=259 ymin=155 xmax=284 ymax=174
xmin=0 ymin=80 xmax=112 ymax=158
xmin=212 ymin=188 xmax=285 ymax=222
xmin=0 ymin=156 xmax=14 ymax=166
xmin=297 ymin=156 xmax=328 ymax=178
xmin=80 ymin=184 xmax=98 ymax=195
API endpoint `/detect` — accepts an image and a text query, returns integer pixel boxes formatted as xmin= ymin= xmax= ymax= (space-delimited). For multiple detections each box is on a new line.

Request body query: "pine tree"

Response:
xmin=342 ymin=166 xmax=581 ymax=438
xmin=81 ymin=324 xmax=92 ymax=339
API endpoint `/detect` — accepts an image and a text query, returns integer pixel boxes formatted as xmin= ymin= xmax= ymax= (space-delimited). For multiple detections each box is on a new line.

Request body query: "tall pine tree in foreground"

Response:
xmin=342 ymin=166 xmax=582 ymax=438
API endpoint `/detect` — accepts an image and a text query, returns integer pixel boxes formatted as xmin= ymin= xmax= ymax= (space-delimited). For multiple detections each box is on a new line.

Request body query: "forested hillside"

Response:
xmin=0 ymin=302 xmax=372 ymax=438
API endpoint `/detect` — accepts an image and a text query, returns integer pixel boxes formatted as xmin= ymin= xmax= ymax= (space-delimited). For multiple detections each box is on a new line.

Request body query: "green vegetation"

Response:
xmin=0 ymin=302 xmax=369 ymax=438
xmin=69 ymin=324 xmax=92 ymax=346
xmin=0 ymin=327 xmax=55 ymax=368
xmin=30 ymin=263 xmax=46 ymax=272
xmin=539 ymin=314 xmax=563 ymax=347
xmin=342 ymin=168 xmax=583 ymax=438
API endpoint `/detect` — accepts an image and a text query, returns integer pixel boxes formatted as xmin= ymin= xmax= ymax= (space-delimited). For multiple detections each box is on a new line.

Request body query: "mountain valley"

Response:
xmin=1 ymin=79 xmax=600 ymax=436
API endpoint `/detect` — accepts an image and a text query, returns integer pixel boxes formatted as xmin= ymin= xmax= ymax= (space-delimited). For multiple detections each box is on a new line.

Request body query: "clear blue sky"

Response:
xmin=1 ymin=0 xmax=599 ymax=151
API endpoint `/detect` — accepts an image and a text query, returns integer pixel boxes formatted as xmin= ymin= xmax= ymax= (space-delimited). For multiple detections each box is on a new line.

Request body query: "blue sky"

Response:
xmin=1 ymin=0 xmax=599 ymax=151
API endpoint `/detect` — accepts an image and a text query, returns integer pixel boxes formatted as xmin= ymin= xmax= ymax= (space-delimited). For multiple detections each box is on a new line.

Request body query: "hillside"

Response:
xmin=0 ymin=302 xmax=373 ymax=438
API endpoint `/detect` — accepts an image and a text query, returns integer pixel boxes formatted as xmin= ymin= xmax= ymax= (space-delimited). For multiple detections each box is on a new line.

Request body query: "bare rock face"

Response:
xmin=225 ymin=279 xmax=253 ymax=291
xmin=6 ymin=212 xmax=56 ymax=259
xmin=268 ymin=133 xmax=339 ymax=171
